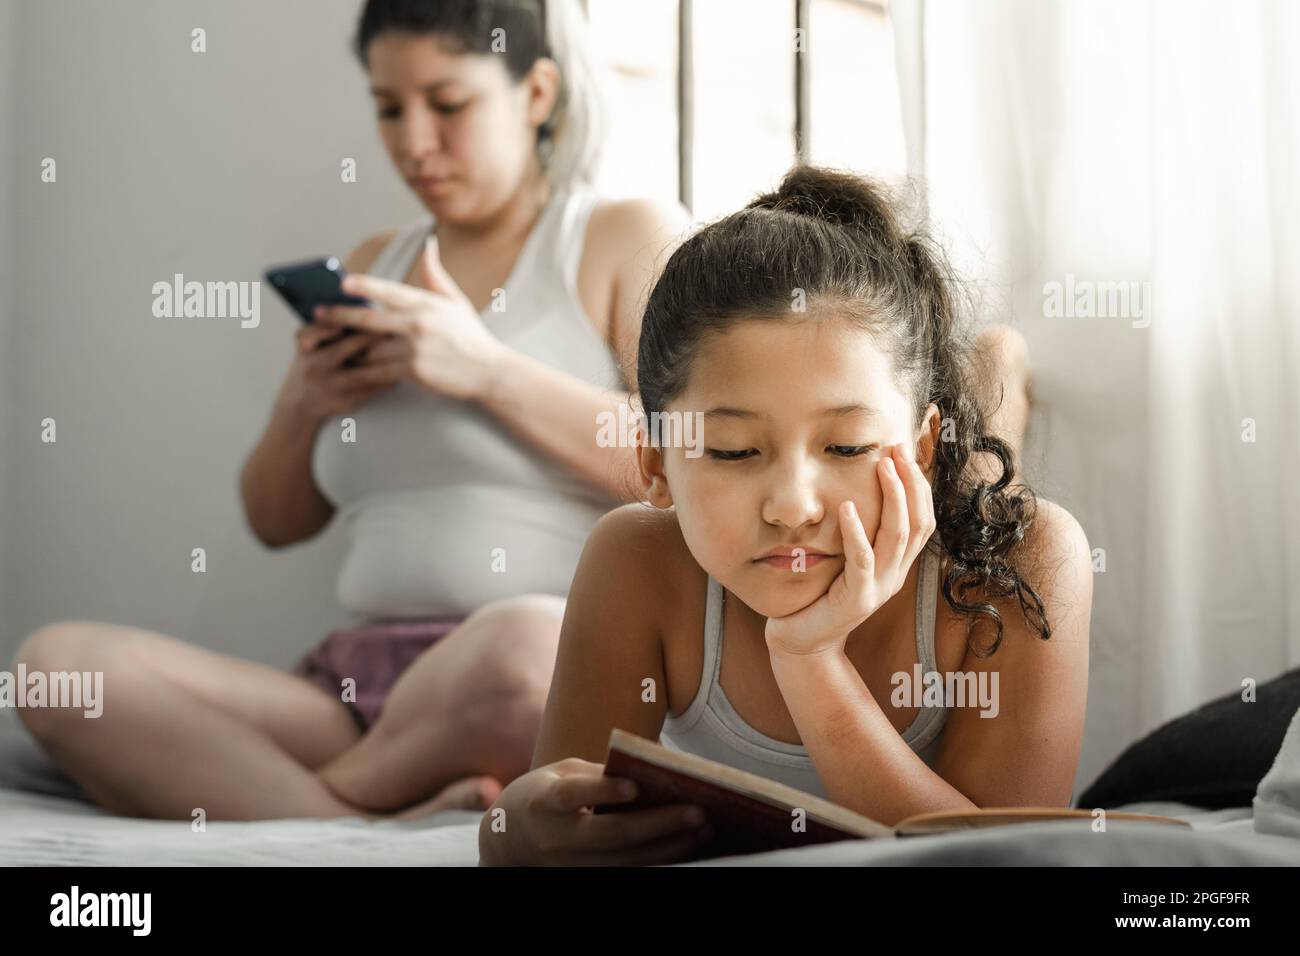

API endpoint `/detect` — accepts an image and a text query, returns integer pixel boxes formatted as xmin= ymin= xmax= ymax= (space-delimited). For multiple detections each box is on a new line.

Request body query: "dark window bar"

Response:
xmin=795 ymin=0 xmax=811 ymax=164
xmin=677 ymin=0 xmax=695 ymax=212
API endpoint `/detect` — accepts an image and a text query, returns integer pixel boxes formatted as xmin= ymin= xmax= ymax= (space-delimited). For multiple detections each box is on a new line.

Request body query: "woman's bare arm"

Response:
xmin=239 ymin=403 xmax=335 ymax=549
xmin=476 ymin=199 xmax=692 ymax=501
xmin=239 ymin=232 xmax=395 ymax=548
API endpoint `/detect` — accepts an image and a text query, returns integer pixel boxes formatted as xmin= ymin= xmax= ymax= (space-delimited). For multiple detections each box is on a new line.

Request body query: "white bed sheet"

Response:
xmin=0 ymin=788 xmax=484 ymax=866
xmin=3 ymin=709 xmax=1297 ymax=867
xmin=5 ymin=788 xmax=1297 ymax=867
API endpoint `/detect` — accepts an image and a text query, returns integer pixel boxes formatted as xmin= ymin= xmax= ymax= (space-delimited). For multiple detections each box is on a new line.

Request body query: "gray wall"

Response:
xmin=2 ymin=0 xmax=420 ymax=667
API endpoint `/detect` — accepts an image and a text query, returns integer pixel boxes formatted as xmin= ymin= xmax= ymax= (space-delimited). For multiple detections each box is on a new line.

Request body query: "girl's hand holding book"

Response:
xmin=764 ymin=443 xmax=937 ymax=658
xmin=477 ymin=758 xmax=713 ymax=866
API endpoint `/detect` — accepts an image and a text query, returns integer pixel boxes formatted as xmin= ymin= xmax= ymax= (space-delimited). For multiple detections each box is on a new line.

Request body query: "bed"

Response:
xmin=4 ymin=704 xmax=1299 ymax=867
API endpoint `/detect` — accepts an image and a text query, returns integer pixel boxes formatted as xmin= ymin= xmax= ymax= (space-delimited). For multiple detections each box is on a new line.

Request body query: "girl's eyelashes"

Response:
xmin=704 ymin=448 xmax=757 ymax=461
xmin=827 ymin=444 xmax=879 ymax=458
xmin=702 ymin=444 xmax=879 ymax=462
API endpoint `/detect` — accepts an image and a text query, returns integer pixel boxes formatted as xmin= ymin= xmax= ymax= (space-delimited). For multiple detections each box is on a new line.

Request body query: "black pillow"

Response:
xmin=1076 ymin=666 xmax=1300 ymax=810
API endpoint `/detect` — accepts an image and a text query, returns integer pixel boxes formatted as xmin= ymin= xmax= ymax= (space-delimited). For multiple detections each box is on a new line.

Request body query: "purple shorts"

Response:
xmin=290 ymin=615 xmax=468 ymax=733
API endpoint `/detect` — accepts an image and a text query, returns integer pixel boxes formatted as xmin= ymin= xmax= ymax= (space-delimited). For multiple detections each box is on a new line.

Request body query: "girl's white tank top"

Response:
xmin=312 ymin=185 xmax=626 ymax=620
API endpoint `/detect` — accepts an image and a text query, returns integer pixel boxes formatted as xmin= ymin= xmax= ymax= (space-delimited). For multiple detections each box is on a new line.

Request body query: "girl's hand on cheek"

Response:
xmin=764 ymin=443 xmax=937 ymax=657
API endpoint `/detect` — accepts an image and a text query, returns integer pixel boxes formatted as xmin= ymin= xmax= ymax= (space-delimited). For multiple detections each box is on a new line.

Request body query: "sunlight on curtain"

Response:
xmin=891 ymin=0 xmax=1300 ymax=792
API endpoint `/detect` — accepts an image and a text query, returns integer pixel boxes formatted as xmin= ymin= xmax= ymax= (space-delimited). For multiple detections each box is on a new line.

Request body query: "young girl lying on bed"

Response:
xmin=479 ymin=165 xmax=1092 ymax=865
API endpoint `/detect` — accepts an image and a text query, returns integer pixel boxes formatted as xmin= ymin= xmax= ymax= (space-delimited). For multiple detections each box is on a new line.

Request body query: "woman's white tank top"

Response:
xmin=659 ymin=541 xmax=951 ymax=799
xmin=312 ymin=185 xmax=626 ymax=620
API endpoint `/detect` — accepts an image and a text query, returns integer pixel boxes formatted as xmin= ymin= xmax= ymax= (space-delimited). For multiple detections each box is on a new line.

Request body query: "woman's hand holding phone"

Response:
xmin=274 ymin=323 xmax=403 ymax=428
xmin=312 ymin=237 xmax=508 ymax=403
xmin=477 ymin=759 xmax=713 ymax=866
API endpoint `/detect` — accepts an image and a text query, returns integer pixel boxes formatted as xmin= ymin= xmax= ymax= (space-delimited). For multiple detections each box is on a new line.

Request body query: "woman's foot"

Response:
xmin=389 ymin=775 xmax=503 ymax=821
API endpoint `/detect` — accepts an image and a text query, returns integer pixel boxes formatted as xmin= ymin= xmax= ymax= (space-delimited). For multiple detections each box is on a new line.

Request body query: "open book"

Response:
xmin=593 ymin=729 xmax=1190 ymax=860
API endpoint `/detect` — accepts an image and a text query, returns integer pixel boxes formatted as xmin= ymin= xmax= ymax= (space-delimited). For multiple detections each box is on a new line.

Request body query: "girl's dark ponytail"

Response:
xmin=905 ymin=234 xmax=1051 ymax=654
xmin=747 ymin=166 xmax=904 ymax=241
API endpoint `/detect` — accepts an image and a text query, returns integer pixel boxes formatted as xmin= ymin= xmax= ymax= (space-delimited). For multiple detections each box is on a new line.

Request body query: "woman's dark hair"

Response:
xmin=352 ymin=0 xmax=604 ymax=188
xmin=637 ymin=165 xmax=1051 ymax=656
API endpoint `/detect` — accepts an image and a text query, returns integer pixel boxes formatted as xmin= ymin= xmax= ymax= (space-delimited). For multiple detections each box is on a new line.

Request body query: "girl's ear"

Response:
xmin=915 ymin=403 xmax=942 ymax=482
xmin=636 ymin=430 xmax=675 ymax=508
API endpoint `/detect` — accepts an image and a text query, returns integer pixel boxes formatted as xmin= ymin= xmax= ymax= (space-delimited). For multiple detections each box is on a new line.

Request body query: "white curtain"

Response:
xmin=891 ymin=0 xmax=1300 ymax=792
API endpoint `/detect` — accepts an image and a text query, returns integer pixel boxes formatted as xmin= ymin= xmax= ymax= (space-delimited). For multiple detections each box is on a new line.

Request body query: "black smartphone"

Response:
xmin=264 ymin=256 xmax=373 ymax=325
xmin=265 ymin=256 xmax=377 ymax=366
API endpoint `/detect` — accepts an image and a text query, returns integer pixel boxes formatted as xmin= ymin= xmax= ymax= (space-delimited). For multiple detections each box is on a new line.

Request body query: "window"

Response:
xmin=588 ymin=0 xmax=907 ymax=217
xmin=586 ymin=0 xmax=680 ymax=205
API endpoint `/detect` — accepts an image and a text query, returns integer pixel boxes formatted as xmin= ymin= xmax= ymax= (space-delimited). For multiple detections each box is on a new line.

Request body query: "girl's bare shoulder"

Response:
xmin=585 ymin=502 xmax=697 ymax=579
xmin=581 ymin=503 xmax=704 ymax=627
xmin=944 ymin=496 xmax=1091 ymax=653
xmin=928 ymin=496 xmax=1091 ymax=672
xmin=1022 ymin=497 xmax=1092 ymax=638
xmin=1018 ymin=498 xmax=1092 ymax=610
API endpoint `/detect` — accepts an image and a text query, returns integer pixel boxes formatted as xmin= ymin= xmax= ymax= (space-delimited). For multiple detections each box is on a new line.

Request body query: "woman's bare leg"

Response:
xmin=968 ymin=323 xmax=1032 ymax=484
xmin=317 ymin=594 xmax=565 ymax=813
xmin=13 ymin=621 xmax=369 ymax=820
xmin=15 ymin=593 xmax=566 ymax=821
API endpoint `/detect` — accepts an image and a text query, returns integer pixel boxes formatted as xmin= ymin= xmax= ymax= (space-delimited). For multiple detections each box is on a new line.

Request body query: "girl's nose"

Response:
xmin=760 ymin=459 xmax=825 ymax=530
